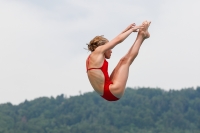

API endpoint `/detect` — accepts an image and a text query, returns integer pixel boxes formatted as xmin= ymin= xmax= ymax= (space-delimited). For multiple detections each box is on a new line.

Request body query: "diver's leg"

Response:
xmin=109 ymin=21 xmax=151 ymax=98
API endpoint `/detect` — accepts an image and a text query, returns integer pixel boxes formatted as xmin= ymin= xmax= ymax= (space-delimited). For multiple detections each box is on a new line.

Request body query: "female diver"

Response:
xmin=86 ymin=21 xmax=151 ymax=101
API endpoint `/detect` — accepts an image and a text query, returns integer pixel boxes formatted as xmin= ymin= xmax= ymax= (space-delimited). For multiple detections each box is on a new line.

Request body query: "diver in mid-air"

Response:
xmin=86 ymin=21 xmax=151 ymax=101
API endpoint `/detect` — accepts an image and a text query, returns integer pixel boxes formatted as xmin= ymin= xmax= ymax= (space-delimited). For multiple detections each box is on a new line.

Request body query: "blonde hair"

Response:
xmin=86 ymin=35 xmax=108 ymax=52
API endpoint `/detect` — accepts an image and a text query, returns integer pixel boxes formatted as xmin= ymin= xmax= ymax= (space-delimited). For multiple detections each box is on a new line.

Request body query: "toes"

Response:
xmin=142 ymin=20 xmax=151 ymax=25
xmin=141 ymin=20 xmax=151 ymax=30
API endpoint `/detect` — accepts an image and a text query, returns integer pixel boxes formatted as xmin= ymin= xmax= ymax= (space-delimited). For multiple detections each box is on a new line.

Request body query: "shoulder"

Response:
xmin=91 ymin=46 xmax=105 ymax=56
xmin=89 ymin=51 xmax=105 ymax=64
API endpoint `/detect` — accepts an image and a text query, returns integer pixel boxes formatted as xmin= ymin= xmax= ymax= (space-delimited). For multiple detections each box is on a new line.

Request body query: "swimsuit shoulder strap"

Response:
xmin=86 ymin=55 xmax=105 ymax=72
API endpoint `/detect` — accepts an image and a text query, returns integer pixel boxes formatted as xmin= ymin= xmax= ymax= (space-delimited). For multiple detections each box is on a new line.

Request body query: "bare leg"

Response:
xmin=109 ymin=21 xmax=151 ymax=98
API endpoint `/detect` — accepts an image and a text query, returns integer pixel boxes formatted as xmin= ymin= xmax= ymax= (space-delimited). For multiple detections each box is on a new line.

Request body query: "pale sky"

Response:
xmin=0 ymin=0 xmax=200 ymax=105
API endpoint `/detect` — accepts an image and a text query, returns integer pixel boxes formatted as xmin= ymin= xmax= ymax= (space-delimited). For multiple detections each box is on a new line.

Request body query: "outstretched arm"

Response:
xmin=97 ymin=24 xmax=142 ymax=53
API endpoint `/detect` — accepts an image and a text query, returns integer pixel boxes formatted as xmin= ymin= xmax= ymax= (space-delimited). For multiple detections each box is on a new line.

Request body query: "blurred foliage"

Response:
xmin=0 ymin=86 xmax=200 ymax=133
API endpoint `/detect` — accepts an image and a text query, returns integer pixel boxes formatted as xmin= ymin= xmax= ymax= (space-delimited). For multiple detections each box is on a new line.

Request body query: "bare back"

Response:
xmin=86 ymin=52 xmax=106 ymax=95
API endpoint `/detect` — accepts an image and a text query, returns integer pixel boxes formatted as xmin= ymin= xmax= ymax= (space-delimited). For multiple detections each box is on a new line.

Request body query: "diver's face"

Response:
xmin=105 ymin=49 xmax=112 ymax=59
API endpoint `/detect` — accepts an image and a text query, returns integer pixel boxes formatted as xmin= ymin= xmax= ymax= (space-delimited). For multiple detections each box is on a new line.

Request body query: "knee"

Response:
xmin=119 ymin=56 xmax=129 ymax=64
xmin=120 ymin=56 xmax=133 ymax=65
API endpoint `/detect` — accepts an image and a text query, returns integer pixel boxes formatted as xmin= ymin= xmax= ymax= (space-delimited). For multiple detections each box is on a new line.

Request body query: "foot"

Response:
xmin=139 ymin=20 xmax=151 ymax=39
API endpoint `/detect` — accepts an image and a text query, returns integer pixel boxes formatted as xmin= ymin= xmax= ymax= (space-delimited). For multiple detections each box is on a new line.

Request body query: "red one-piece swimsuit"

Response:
xmin=86 ymin=56 xmax=119 ymax=101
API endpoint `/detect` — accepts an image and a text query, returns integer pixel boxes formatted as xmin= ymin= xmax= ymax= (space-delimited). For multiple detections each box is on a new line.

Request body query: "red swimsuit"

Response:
xmin=86 ymin=56 xmax=119 ymax=101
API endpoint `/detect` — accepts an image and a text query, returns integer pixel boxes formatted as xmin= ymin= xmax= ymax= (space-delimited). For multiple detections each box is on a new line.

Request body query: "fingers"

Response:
xmin=131 ymin=27 xmax=138 ymax=32
xmin=131 ymin=25 xmax=144 ymax=32
xmin=142 ymin=21 xmax=151 ymax=25
xmin=129 ymin=23 xmax=135 ymax=29
xmin=130 ymin=20 xmax=151 ymax=32
xmin=122 ymin=23 xmax=136 ymax=33
xmin=132 ymin=25 xmax=143 ymax=29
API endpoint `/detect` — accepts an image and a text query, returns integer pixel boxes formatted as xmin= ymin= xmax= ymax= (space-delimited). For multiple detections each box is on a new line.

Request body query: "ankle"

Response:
xmin=139 ymin=30 xmax=150 ymax=39
xmin=138 ymin=31 xmax=146 ymax=39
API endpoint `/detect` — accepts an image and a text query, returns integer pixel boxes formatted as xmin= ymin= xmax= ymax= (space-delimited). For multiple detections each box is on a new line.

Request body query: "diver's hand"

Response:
xmin=131 ymin=25 xmax=143 ymax=32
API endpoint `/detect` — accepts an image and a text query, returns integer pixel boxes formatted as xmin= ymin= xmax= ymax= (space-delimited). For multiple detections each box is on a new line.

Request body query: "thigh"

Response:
xmin=109 ymin=57 xmax=130 ymax=97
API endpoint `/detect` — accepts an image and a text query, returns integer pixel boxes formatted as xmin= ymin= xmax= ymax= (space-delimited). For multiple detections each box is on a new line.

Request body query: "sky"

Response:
xmin=0 ymin=0 xmax=200 ymax=105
